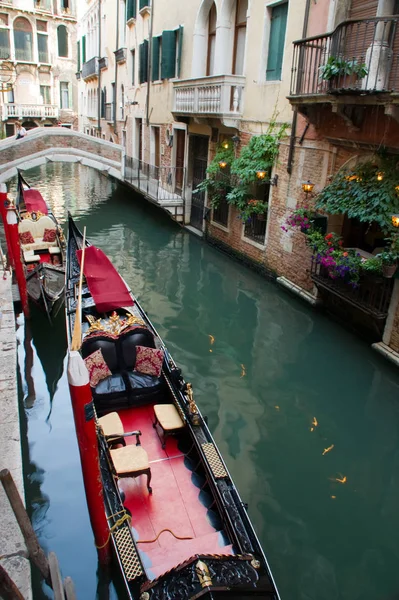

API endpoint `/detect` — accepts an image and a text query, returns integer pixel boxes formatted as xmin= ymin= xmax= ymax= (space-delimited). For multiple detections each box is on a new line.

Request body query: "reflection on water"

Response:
xmin=13 ymin=163 xmax=399 ymax=600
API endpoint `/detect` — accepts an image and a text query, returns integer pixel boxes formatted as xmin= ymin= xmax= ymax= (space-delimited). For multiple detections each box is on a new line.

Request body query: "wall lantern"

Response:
xmin=232 ymin=135 xmax=240 ymax=146
xmin=395 ymin=185 xmax=399 ymax=196
xmin=302 ymin=180 xmax=315 ymax=194
xmin=219 ymin=160 xmax=227 ymax=169
xmin=256 ymin=170 xmax=267 ymax=180
xmin=392 ymin=214 xmax=399 ymax=228
xmin=222 ymin=140 xmax=230 ymax=149
xmin=270 ymin=174 xmax=278 ymax=186
xmin=377 ymin=172 xmax=384 ymax=181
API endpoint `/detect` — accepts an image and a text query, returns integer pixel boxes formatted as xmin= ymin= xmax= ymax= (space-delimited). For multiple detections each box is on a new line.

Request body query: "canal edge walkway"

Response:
xmin=0 ymin=270 xmax=32 ymax=599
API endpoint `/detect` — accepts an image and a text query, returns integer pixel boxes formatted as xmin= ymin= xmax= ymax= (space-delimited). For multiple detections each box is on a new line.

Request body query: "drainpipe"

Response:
xmin=146 ymin=0 xmax=154 ymax=126
xmin=113 ymin=0 xmax=119 ymax=134
xmin=287 ymin=0 xmax=311 ymax=174
xmin=97 ymin=0 xmax=101 ymax=133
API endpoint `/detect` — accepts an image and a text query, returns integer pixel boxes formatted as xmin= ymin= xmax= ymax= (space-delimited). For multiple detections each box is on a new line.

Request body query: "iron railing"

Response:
xmin=244 ymin=214 xmax=267 ymax=245
xmin=212 ymin=198 xmax=229 ymax=227
xmin=124 ymin=156 xmax=185 ymax=203
xmin=290 ymin=16 xmax=399 ymax=96
xmin=311 ymin=257 xmax=394 ymax=318
xmin=82 ymin=57 xmax=99 ymax=81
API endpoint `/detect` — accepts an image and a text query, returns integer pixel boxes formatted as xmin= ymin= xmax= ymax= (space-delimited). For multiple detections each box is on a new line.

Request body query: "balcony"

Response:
xmin=289 ymin=17 xmax=399 ymax=102
xmin=310 ymin=257 xmax=394 ymax=321
xmin=114 ymin=48 xmax=127 ymax=64
xmin=99 ymin=57 xmax=108 ymax=70
xmin=2 ymin=104 xmax=59 ymax=120
xmin=173 ymin=74 xmax=245 ymax=128
xmin=82 ymin=57 xmax=99 ymax=81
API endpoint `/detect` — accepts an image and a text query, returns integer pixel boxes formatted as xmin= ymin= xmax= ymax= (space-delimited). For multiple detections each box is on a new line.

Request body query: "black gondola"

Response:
xmin=65 ymin=214 xmax=281 ymax=600
xmin=16 ymin=170 xmax=65 ymax=318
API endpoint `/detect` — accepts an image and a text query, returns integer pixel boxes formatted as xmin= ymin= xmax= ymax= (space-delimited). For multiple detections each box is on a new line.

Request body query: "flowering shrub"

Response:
xmin=240 ymin=199 xmax=269 ymax=223
xmin=307 ymin=231 xmax=363 ymax=287
xmin=281 ymin=206 xmax=316 ymax=233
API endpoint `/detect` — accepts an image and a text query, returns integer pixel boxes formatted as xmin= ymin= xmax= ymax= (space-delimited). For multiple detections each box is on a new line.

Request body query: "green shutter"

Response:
xmin=266 ymin=2 xmax=288 ymax=81
xmin=139 ymin=40 xmax=148 ymax=83
xmin=82 ymin=35 xmax=86 ymax=63
xmin=127 ymin=0 xmax=136 ymax=21
xmin=161 ymin=30 xmax=176 ymax=79
xmin=139 ymin=0 xmax=149 ymax=9
xmin=152 ymin=36 xmax=160 ymax=81
xmin=177 ymin=25 xmax=183 ymax=78
xmin=77 ymin=40 xmax=81 ymax=71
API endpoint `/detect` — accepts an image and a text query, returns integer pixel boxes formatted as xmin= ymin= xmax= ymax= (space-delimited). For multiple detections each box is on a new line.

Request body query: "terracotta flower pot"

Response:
xmin=382 ymin=264 xmax=397 ymax=278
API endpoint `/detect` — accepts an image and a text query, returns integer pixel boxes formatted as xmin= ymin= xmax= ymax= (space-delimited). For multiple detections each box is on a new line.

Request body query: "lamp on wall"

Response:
xmin=219 ymin=160 xmax=227 ymax=169
xmin=222 ymin=140 xmax=230 ymax=149
xmin=392 ymin=214 xmax=399 ymax=228
xmin=302 ymin=180 xmax=315 ymax=195
xmin=256 ymin=170 xmax=267 ymax=180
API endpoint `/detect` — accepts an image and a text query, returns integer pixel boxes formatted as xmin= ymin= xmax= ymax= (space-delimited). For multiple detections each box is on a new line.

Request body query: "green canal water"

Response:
xmin=9 ymin=163 xmax=399 ymax=600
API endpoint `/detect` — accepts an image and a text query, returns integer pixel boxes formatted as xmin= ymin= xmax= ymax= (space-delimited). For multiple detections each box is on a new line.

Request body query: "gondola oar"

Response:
xmin=71 ymin=226 xmax=86 ymax=351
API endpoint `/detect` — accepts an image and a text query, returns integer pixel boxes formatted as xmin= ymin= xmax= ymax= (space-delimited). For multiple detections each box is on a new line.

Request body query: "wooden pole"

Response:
xmin=48 ymin=552 xmax=65 ymax=600
xmin=64 ymin=577 xmax=77 ymax=600
xmin=0 ymin=564 xmax=25 ymax=600
xmin=0 ymin=469 xmax=49 ymax=580
xmin=67 ymin=351 xmax=111 ymax=564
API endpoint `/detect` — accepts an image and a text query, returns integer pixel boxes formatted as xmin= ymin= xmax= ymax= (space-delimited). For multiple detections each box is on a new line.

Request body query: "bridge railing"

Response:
xmin=3 ymin=104 xmax=59 ymax=119
xmin=124 ymin=156 xmax=185 ymax=203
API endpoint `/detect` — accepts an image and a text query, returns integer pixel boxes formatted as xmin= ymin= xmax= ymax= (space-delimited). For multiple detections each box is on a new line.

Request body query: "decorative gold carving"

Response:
xmin=22 ymin=211 xmax=46 ymax=221
xmin=250 ymin=557 xmax=261 ymax=570
xmin=202 ymin=443 xmax=228 ymax=479
xmin=186 ymin=383 xmax=200 ymax=425
xmin=140 ymin=593 xmax=150 ymax=600
xmin=86 ymin=311 xmax=146 ymax=335
xmin=113 ymin=526 xmax=143 ymax=581
xmin=196 ymin=560 xmax=212 ymax=588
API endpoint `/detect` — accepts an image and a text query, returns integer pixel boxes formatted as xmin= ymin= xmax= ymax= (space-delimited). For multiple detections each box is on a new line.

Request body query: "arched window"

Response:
xmin=57 ymin=25 xmax=68 ymax=57
xmin=207 ymin=3 xmax=217 ymax=76
xmin=14 ymin=17 xmax=33 ymax=62
xmin=233 ymin=0 xmax=247 ymax=75
xmin=0 ymin=27 xmax=10 ymax=60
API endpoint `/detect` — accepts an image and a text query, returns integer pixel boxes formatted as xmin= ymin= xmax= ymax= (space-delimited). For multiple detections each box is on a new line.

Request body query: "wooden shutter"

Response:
xmin=266 ymin=2 xmax=288 ymax=81
xmin=81 ymin=35 xmax=86 ymax=63
xmin=139 ymin=40 xmax=148 ymax=83
xmin=177 ymin=25 xmax=183 ymax=78
xmin=126 ymin=0 xmax=136 ymax=21
xmin=348 ymin=0 xmax=378 ymax=19
xmin=161 ymin=30 xmax=176 ymax=79
xmin=152 ymin=36 xmax=160 ymax=81
xmin=77 ymin=40 xmax=80 ymax=71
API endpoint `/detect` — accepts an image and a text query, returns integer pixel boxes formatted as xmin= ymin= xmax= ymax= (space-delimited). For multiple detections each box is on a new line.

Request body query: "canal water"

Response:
xmin=9 ymin=163 xmax=399 ymax=600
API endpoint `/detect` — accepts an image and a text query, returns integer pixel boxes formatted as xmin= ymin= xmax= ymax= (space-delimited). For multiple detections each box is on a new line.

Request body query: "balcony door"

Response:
xmin=190 ymin=135 xmax=209 ymax=231
xmin=174 ymin=129 xmax=185 ymax=193
xmin=207 ymin=3 xmax=217 ymax=76
xmin=233 ymin=0 xmax=248 ymax=75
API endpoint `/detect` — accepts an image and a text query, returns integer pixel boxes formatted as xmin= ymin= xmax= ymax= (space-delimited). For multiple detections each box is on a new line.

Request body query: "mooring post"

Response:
xmin=0 ymin=469 xmax=49 ymax=580
xmin=0 ymin=563 xmax=25 ymax=600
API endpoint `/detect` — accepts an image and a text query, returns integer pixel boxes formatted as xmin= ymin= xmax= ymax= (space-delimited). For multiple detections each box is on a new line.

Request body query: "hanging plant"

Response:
xmin=193 ymin=142 xmax=234 ymax=207
xmin=315 ymin=155 xmax=399 ymax=231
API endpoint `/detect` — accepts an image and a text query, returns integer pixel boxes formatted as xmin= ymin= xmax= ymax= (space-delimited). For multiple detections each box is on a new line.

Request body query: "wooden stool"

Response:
xmin=110 ymin=445 xmax=152 ymax=493
xmin=153 ymin=404 xmax=185 ymax=449
xmin=98 ymin=412 xmax=125 ymax=447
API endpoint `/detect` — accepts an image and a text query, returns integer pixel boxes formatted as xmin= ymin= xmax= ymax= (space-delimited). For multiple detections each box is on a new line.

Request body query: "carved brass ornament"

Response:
xmin=186 ymin=383 xmax=200 ymax=425
xmin=22 ymin=211 xmax=46 ymax=221
xmin=195 ymin=560 xmax=212 ymax=588
xmin=140 ymin=593 xmax=150 ymax=600
xmin=250 ymin=557 xmax=261 ymax=570
xmin=86 ymin=311 xmax=146 ymax=336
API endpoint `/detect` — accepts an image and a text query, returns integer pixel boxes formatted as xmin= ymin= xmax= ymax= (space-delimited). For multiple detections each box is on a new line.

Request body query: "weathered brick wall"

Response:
xmin=389 ymin=307 xmax=399 ymax=352
xmin=0 ymin=130 xmax=121 ymax=167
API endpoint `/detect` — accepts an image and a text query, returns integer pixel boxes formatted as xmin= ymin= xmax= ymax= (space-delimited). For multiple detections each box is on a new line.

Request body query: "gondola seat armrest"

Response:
xmin=123 ymin=430 xmax=142 ymax=446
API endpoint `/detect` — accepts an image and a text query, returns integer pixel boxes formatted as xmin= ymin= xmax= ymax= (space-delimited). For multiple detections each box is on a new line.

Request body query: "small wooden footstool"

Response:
xmin=153 ymin=404 xmax=185 ymax=449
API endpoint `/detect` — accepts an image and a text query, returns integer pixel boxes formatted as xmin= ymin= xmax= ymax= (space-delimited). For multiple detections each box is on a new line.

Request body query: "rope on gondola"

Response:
xmin=137 ymin=529 xmax=193 ymax=544
xmin=95 ymin=510 xmax=132 ymax=549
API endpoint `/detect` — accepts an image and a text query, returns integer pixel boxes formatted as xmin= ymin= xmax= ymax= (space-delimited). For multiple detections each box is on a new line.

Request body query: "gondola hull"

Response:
xmin=65 ymin=215 xmax=281 ymax=600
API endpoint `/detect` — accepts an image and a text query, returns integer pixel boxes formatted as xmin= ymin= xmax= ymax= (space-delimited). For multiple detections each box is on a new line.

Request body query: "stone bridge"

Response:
xmin=0 ymin=127 xmax=123 ymax=183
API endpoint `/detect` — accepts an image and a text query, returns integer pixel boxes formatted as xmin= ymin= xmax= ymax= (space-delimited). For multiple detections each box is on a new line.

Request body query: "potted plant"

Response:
xmin=319 ymin=56 xmax=368 ymax=90
xmin=379 ymin=251 xmax=397 ymax=278
xmin=282 ymin=206 xmax=327 ymax=234
xmin=241 ymin=199 xmax=269 ymax=223
xmin=362 ymin=255 xmax=383 ymax=279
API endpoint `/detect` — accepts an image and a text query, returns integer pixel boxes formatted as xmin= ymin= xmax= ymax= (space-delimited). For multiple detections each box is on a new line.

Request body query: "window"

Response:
xmin=175 ymin=26 xmax=183 ymax=78
xmin=161 ymin=29 xmax=178 ymax=79
xmin=120 ymin=84 xmax=124 ymax=120
xmin=0 ymin=28 xmax=10 ymax=59
xmin=77 ymin=40 xmax=80 ymax=71
xmin=57 ymin=24 xmax=68 ymax=57
xmin=81 ymin=34 xmax=86 ymax=63
xmin=101 ymin=87 xmax=106 ymax=118
xmin=6 ymin=89 xmax=14 ymax=103
xmin=233 ymin=0 xmax=247 ymax=75
xmin=126 ymin=0 xmax=136 ymax=21
xmin=266 ymin=2 xmax=288 ymax=81
xmin=37 ymin=33 xmax=48 ymax=62
xmin=243 ymin=183 xmax=270 ymax=243
xmin=207 ymin=3 xmax=216 ymax=76
xmin=139 ymin=40 xmax=148 ymax=83
xmin=40 ymin=85 xmax=50 ymax=104
xmin=60 ymin=81 xmax=69 ymax=108
xmin=14 ymin=17 xmax=33 ymax=62
xmin=119 ymin=0 xmax=126 ymax=47
xmin=139 ymin=0 xmax=150 ymax=9
xmin=152 ymin=35 xmax=161 ymax=80
xmin=131 ymin=49 xmax=135 ymax=85
xmin=61 ymin=0 xmax=70 ymax=13
xmin=213 ymin=197 xmax=229 ymax=227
